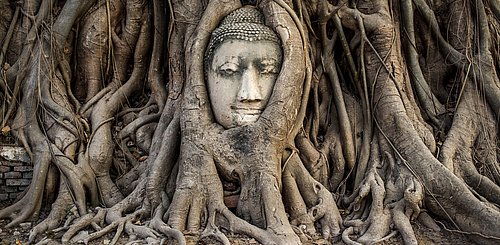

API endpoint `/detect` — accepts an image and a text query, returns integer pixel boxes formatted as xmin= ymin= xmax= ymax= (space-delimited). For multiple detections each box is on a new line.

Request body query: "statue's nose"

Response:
xmin=238 ymin=67 xmax=263 ymax=102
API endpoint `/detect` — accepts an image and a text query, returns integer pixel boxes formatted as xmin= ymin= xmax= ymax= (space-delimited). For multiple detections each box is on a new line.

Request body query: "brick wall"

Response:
xmin=0 ymin=146 xmax=32 ymax=202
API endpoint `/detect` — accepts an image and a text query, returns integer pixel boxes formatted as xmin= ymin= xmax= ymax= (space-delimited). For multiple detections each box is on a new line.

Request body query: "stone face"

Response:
xmin=0 ymin=146 xmax=30 ymax=163
xmin=207 ymin=40 xmax=281 ymax=129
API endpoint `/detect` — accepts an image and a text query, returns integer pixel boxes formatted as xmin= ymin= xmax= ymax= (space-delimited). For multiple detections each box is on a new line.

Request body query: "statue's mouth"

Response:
xmin=232 ymin=107 xmax=263 ymax=115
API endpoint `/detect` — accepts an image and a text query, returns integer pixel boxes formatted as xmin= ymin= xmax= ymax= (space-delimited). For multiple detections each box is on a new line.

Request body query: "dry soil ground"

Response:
xmin=0 ymin=199 xmax=473 ymax=245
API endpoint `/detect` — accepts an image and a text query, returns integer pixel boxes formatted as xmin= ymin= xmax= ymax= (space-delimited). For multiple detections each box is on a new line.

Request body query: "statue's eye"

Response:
xmin=218 ymin=63 xmax=239 ymax=76
xmin=221 ymin=68 xmax=238 ymax=75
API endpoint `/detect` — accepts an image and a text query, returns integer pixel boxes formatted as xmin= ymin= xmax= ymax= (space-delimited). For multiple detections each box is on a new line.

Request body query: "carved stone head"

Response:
xmin=205 ymin=6 xmax=282 ymax=129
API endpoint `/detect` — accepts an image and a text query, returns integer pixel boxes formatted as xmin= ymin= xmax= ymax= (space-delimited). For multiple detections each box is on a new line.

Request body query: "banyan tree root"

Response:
xmin=282 ymin=153 xmax=342 ymax=239
xmin=0 ymin=0 xmax=499 ymax=244
xmin=342 ymin=155 xmax=423 ymax=245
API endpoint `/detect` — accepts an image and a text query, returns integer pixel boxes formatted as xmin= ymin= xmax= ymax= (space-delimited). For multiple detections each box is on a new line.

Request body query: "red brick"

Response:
xmin=224 ymin=194 xmax=240 ymax=208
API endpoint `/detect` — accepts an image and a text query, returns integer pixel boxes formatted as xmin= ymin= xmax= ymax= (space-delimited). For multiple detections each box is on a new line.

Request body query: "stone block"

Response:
xmin=0 ymin=193 xmax=8 ymax=201
xmin=6 ymin=179 xmax=31 ymax=186
xmin=2 ymin=161 xmax=23 ymax=167
xmin=9 ymin=193 xmax=18 ymax=199
xmin=4 ymin=186 xmax=17 ymax=193
xmin=23 ymin=172 xmax=33 ymax=179
xmin=0 ymin=179 xmax=3 ymax=185
xmin=0 ymin=146 xmax=30 ymax=163
xmin=14 ymin=166 xmax=32 ymax=172
xmin=4 ymin=171 xmax=22 ymax=179
xmin=0 ymin=165 xmax=10 ymax=172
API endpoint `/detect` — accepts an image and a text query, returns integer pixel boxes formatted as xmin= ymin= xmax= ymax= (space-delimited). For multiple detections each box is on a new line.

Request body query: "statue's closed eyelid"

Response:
xmin=217 ymin=62 xmax=240 ymax=76
xmin=218 ymin=62 xmax=239 ymax=70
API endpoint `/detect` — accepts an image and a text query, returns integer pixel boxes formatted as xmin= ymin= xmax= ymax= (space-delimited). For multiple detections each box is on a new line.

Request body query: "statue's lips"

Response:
xmin=232 ymin=108 xmax=263 ymax=115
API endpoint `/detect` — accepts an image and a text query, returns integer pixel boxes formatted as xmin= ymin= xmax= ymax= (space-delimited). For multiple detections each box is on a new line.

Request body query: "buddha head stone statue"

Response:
xmin=205 ymin=6 xmax=282 ymax=129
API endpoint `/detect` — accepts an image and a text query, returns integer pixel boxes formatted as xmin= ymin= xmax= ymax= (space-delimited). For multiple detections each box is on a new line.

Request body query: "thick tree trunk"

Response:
xmin=0 ymin=0 xmax=498 ymax=244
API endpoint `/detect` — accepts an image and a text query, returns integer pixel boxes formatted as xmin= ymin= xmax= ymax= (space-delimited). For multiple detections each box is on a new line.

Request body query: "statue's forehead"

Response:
xmin=211 ymin=40 xmax=282 ymax=65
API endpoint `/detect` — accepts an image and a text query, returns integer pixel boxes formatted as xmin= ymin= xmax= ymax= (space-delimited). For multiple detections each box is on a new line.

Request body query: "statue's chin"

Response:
xmin=232 ymin=113 xmax=260 ymax=127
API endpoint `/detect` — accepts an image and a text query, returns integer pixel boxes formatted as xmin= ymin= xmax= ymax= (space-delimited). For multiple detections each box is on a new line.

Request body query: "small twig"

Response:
xmin=436 ymin=220 xmax=500 ymax=240
xmin=370 ymin=230 xmax=398 ymax=244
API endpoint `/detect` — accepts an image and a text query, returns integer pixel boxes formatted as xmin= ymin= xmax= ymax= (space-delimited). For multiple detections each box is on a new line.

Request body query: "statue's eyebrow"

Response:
xmin=215 ymin=57 xmax=239 ymax=69
xmin=259 ymin=58 xmax=280 ymax=66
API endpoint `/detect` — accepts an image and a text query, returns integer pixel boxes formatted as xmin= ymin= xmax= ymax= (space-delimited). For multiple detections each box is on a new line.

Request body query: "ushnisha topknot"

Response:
xmin=204 ymin=6 xmax=281 ymax=68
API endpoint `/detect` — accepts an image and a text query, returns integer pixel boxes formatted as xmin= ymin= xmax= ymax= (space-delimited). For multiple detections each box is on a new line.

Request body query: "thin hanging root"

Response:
xmin=400 ymin=0 xmax=444 ymax=125
xmin=321 ymin=53 xmax=356 ymax=171
xmin=352 ymin=15 xmax=373 ymax=190
xmin=0 ymin=6 xmax=19 ymax=69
